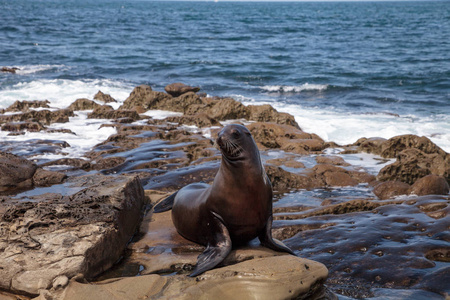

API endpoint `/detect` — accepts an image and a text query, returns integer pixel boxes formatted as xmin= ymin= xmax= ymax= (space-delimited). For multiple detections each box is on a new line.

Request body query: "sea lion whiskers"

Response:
xmin=224 ymin=138 xmax=243 ymax=157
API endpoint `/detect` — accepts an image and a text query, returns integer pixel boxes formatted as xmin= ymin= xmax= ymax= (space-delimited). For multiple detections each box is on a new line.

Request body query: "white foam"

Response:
xmin=142 ymin=110 xmax=183 ymax=120
xmin=239 ymin=100 xmax=450 ymax=153
xmin=0 ymin=79 xmax=133 ymax=109
xmin=0 ymin=111 xmax=117 ymax=160
xmin=13 ymin=64 xmax=69 ymax=75
xmin=261 ymin=83 xmax=328 ymax=93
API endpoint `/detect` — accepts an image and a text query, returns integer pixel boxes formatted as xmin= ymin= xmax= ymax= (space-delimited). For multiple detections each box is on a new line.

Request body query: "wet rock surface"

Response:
xmin=0 ymin=84 xmax=449 ymax=299
xmin=0 ymin=174 xmax=145 ymax=296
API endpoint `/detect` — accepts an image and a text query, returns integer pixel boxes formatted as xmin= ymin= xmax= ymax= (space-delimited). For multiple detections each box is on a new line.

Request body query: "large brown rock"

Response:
xmin=57 ymin=255 xmax=328 ymax=300
xmin=164 ymin=82 xmax=200 ymax=97
xmin=0 ymin=174 xmax=145 ymax=296
xmin=32 ymin=168 xmax=67 ymax=187
xmin=247 ymin=122 xmax=325 ymax=154
xmin=0 ymin=152 xmax=37 ymax=192
xmin=120 ymin=84 xmax=172 ymax=111
xmin=373 ymin=181 xmax=411 ymax=200
xmin=377 ymin=148 xmax=449 ymax=185
xmin=358 ymin=135 xmax=450 ymax=185
xmin=72 ymin=190 xmax=329 ymax=300
xmin=379 ymin=135 xmax=447 ymax=158
xmin=247 ymin=104 xmax=299 ymax=128
xmin=408 ymin=175 xmax=449 ymax=196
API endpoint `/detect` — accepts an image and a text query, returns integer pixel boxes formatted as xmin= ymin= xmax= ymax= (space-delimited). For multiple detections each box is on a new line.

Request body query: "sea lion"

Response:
xmin=154 ymin=124 xmax=295 ymax=276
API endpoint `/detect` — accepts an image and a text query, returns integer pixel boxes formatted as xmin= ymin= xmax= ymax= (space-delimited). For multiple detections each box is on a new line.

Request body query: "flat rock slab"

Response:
xmin=0 ymin=174 xmax=145 ymax=296
xmin=59 ymin=255 xmax=327 ymax=300
xmin=86 ymin=190 xmax=329 ymax=299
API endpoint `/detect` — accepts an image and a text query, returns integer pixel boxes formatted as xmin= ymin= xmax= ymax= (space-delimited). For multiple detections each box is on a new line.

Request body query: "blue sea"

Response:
xmin=1 ymin=0 xmax=449 ymax=154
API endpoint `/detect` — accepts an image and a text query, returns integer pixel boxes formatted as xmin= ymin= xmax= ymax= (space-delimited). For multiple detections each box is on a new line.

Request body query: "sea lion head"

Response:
xmin=216 ymin=124 xmax=256 ymax=161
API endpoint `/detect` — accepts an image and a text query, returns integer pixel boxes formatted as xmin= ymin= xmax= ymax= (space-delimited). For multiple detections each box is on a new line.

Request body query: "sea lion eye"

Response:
xmin=231 ymin=129 xmax=240 ymax=138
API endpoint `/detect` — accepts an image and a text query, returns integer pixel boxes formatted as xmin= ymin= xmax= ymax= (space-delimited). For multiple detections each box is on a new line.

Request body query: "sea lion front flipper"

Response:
xmin=153 ymin=191 xmax=178 ymax=213
xmin=189 ymin=212 xmax=232 ymax=277
xmin=259 ymin=215 xmax=296 ymax=256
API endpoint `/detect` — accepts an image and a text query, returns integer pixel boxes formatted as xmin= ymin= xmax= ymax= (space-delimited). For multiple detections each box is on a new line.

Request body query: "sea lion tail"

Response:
xmin=153 ymin=191 xmax=178 ymax=213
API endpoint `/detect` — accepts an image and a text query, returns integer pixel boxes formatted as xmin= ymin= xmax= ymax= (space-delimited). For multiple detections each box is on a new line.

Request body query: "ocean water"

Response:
xmin=1 ymin=0 xmax=450 ymax=157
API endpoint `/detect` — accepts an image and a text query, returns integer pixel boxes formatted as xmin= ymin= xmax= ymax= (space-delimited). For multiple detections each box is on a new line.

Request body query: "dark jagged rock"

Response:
xmin=5 ymin=100 xmax=50 ymax=112
xmin=68 ymin=98 xmax=102 ymax=111
xmin=93 ymin=90 xmax=117 ymax=103
xmin=1 ymin=67 xmax=19 ymax=73
xmin=164 ymin=82 xmax=200 ymax=97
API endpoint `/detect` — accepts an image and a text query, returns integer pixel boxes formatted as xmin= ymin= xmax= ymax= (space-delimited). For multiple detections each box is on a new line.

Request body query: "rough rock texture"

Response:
xmin=247 ymin=104 xmax=299 ymax=128
xmin=357 ymin=135 xmax=450 ymax=185
xmin=164 ymin=82 xmax=200 ymax=97
xmin=5 ymin=100 xmax=50 ymax=112
xmin=87 ymin=106 xmax=140 ymax=121
xmin=248 ymin=122 xmax=324 ymax=154
xmin=0 ymin=109 xmax=74 ymax=126
xmin=94 ymin=91 xmax=116 ymax=103
xmin=0 ymin=152 xmax=38 ymax=192
xmin=120 ymin=84 xmax=172 ymax=111
xmin=120 ymin=85 xmax=300 ymax=128
xmin=68 ymin=98 xmax=101 ymax=111
xmin=0 ymin=174 xmax=145 ymax=296
xmin=1 ymin=121 xmax=45 ymax=133
xmin=164 ymin=114 xmax=221 ymax=128
xmin=377 ymin=147 xmax=449 ymax=185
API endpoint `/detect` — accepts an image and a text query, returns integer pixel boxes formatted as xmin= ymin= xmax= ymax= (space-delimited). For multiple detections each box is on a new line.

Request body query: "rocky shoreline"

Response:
xmin=0 ymin=83 xmax=449 ymax=299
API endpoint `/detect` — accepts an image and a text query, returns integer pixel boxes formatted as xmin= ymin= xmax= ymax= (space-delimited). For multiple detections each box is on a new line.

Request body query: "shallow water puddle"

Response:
xmin=272 ymin=193 xmax=449 ymax=298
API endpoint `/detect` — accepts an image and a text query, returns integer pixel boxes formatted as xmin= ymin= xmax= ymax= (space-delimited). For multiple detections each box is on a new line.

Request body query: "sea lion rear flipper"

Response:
xmin=153 ymin=191 xmax=178 ymax=213
xmin=189 ymin=212 xmax=232 ymax=277
xmin=259 ymin=215 xmax=296 ymax=256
